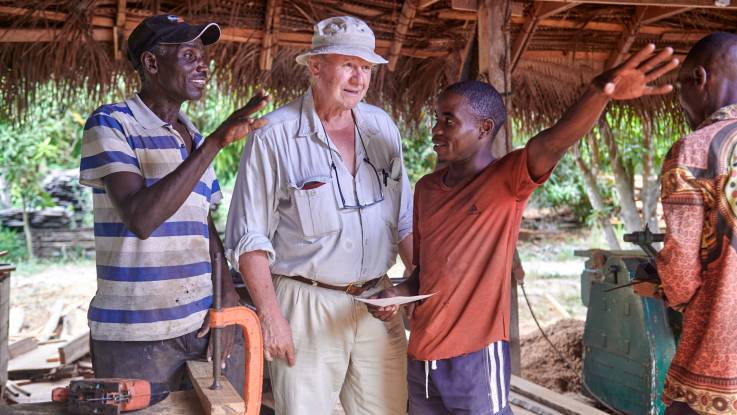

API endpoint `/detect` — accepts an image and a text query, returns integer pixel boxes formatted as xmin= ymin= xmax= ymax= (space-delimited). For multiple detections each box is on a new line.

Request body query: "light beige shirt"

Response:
xmin=224 ymin=90 xmax=413 ymax=285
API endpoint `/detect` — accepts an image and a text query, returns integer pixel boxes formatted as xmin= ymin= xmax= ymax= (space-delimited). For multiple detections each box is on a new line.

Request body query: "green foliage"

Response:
xmin=399 ymin=117 xmax=436 ymax=184
xmin=0 ymin=228 xmax=27 ymax=261
xmin=528 ymin=152 xmax=591 ymax=219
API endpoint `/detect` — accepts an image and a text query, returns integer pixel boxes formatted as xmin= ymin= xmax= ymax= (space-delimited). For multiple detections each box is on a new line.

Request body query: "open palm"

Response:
xmin=597 ymin=44 xmax=679 ymax=101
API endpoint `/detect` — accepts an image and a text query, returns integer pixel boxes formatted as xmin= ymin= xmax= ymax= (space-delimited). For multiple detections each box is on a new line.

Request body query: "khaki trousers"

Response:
xmin=270 ymin=276 xmax=408 ymax=415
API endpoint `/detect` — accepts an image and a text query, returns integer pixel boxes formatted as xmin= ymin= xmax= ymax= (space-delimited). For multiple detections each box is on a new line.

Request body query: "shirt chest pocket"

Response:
xmin=291 ymin=180 xmax=341 ymax=238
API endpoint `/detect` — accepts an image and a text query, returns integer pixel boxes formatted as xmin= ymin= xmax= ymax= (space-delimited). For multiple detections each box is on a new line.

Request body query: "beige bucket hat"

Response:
xmin=296 ymin=16 xmax=388 ymax=65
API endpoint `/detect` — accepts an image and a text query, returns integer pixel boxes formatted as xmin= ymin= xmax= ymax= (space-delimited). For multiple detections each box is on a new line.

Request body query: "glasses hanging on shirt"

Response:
xmin=319 ymin=116 xmax=385 ymax=210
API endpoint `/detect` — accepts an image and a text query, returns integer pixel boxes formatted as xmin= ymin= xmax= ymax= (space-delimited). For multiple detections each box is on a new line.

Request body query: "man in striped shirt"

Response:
xmin=79 ymin=15 xmax=269 ymax=392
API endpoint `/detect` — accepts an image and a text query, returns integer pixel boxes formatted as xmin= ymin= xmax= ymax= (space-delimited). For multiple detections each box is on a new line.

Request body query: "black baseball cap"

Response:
xmin=127 ymin=14 xmax=221 ymax=66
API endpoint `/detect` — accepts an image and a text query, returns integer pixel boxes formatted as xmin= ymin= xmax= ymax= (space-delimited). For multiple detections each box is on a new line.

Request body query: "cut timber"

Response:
xmin=58 ymin=330 xmax=89 ymax=364
xmin=9 ymin=337 xmax=39 ymax=359
xmin=38 ymin=300 xmax=64 ymax=342
xmin=9 ymin=307 xmax=24 ymax=336
xmin=544 ymin=293 xmax=572 ymax=319
xmin=187 ymin=360 xmax=245 ymax=415
xmin=511 ymin=375 xmax=608 ymax=415
xmin=511 ymin=391 xmax=565 ymax=415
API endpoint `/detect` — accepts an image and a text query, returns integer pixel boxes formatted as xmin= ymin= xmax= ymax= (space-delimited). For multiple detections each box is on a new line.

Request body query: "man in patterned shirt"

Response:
xmin=79 ymin=15 xmax=269 ymax=392
xmin=657 ymin=32 xmax=737 ymax=415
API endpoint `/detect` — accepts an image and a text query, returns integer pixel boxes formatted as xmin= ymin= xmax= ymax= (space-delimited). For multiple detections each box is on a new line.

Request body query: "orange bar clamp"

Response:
xmin=209 ymin=306 xmax=264 ymax=415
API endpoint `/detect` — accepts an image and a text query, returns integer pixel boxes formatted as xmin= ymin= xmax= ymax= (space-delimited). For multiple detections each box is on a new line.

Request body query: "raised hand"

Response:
xmin=595 ymin=44 xmax=679 ymax=101
xmin=210 ymin=89 xmax=272 ymax=148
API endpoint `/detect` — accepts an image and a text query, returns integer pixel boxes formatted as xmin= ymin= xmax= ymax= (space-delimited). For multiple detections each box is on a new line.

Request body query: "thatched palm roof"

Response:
xmin=1 ymin=1 xmax=736 ymax=127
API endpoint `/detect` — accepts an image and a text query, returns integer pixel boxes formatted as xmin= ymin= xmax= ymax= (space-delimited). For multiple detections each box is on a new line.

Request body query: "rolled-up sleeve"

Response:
xmin=224 ymin=132 xmax=280 ymax=270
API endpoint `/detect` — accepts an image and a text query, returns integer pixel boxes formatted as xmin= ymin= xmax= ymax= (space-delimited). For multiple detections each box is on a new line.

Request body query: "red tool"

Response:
xmin=208 ymin=254 xmax=264 ymax=415
xmin=52 ymin=378 xmax=169 ymax=414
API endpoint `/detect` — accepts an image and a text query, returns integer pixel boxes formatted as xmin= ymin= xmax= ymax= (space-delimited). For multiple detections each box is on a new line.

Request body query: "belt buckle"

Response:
xmin=345 ymin=282 xmax=362 ymax=296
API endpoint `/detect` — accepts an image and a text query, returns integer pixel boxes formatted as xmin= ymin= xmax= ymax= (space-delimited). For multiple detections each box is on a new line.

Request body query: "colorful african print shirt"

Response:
xmin=658 ymin=104 xmax=737 ymax=414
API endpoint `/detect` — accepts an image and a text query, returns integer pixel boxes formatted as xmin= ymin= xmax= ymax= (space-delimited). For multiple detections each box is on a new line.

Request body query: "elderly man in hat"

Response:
xmin=79 ymin=15 xmax=270 ymax=392
xmin=225 ymin=15 xmax=413 ymax=414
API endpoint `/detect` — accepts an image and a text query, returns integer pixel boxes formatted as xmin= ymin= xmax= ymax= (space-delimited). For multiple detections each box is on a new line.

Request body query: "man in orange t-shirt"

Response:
xmin=369 ymin=44 xmax=678 ymax=414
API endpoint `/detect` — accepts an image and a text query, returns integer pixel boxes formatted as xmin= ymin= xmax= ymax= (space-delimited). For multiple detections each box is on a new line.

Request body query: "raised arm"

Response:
xmin=526 ymin=44 xmax=678 ymax=180
xmin=103 ymin=92 xmax=270 ymax=239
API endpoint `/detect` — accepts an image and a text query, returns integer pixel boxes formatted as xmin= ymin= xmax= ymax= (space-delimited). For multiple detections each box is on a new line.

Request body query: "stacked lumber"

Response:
xmin=2 ymin=300 xmax=93 ymax=405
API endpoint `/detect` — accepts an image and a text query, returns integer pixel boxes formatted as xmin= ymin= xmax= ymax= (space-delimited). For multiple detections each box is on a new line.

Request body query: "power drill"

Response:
xmin=52 ymin=378 xmax=169 ymax=414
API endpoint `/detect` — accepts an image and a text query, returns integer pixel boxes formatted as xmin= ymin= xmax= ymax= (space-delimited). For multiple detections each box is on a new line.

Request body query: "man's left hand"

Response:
xmin=593 ymin=44 xmax=679 ymax=101
xmin=197 ymin=290 xmax=241 ymax=368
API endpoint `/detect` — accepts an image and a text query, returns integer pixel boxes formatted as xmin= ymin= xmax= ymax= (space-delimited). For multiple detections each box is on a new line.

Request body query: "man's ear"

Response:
xmin=693 ymin=65 xmax=707 ymax=89
xmin=141 ymin=51 xmax=159 ymax=75
xmin=307 ymin=56 xmax=321 ymax=78
xmin=480 ymin=118 xmax=494 ymax=139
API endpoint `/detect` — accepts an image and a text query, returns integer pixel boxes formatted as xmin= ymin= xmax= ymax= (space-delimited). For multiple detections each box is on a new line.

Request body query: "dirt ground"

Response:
xmin=520 ymin=318 xmax=585 ymax=394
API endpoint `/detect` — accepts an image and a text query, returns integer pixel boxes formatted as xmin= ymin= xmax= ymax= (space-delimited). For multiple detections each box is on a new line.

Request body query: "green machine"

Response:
xmin=575 ymin=230 xmax=682 ymax=415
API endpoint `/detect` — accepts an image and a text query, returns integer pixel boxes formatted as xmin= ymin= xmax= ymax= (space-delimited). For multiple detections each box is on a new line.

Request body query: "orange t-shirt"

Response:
xmin=408 ymin=146 xmax=549 ymax=361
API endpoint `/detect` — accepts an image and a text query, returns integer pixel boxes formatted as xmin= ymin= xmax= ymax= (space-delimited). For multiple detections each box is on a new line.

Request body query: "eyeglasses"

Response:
xmin=320 ymin=118 xmax=385 ymax=210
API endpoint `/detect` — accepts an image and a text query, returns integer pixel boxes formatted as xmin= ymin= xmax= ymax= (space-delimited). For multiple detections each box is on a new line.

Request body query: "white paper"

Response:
xmin=355 ymin=293 xmax=435 ymax=307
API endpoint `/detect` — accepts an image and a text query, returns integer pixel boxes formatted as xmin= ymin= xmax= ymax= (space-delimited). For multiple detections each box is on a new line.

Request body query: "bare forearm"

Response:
xmin=527 ymin=85 xmax=610 ymax=179
xmin=238 ymin=251 xmax=282 ymax=317
xmin=395 ymin=266 xmax=420 ymax=297
xmin=398 ymin=234 xmax=415 ymax=274
xmin=209 ymin=215 xmax=238 ymax=303
xmin=108 ymin=139 xmax=221 ymax=238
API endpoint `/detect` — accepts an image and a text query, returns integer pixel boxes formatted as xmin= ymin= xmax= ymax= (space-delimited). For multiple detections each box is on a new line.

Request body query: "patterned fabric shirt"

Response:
xmin=658 ymin=104 xmax=737 ymax=413
xmin=79 ymin=94 xmax=221 ymax=341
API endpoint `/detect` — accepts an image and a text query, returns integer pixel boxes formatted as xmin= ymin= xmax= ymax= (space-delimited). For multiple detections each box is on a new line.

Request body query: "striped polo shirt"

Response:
xmin=79 ymin=94 xmax=220 ymax=341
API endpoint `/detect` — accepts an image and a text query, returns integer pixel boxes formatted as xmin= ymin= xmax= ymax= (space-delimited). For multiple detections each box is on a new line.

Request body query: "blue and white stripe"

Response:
xmin=485 ymin=340 xmax=510 ymax=414
xmin=79 ymin=94 xmax=221 ymax=341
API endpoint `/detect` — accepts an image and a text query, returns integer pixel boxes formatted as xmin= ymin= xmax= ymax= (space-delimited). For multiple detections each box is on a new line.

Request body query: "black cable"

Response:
xmin=519 ymin=281 xmax=577 ymax=372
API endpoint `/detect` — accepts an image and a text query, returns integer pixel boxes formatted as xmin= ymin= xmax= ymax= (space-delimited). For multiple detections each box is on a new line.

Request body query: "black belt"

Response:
xmin=286 ymin=275 xmax=383 ymax=296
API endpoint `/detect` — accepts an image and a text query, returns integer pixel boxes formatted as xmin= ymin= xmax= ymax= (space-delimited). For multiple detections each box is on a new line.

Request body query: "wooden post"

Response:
xmin=114 ymin=0 xmax=126 ymax=60
xmin=259 ymin=0 xmax=281 ymax=71
xmin=478 ymin=0 xmax=521 ymax=376
xmin=387 ymin=0 xmax=419 ymax=72
xmin=0 ymin=264 xmax=15 ymax=401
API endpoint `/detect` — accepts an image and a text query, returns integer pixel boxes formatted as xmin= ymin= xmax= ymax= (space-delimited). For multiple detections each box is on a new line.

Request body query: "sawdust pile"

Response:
xmin=521 ymin=318 xmax=585 ymax=394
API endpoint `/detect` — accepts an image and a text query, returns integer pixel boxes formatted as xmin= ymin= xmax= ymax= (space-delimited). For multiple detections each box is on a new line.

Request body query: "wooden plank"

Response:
xmin=8 ymin=342 xmax=62 ymax=375
xmin=9 ymin=337 xmax=39 ymax=359
xmin=511 ymin=375 xmax=609 ymax=415
xmin=511 ymin=1 xmax=579 ymax=73
xmin=511 ymin=391 xmax=565 ymax=415
xmin=1 ymin=266 xmax=10 ymax=399
xmin=0 ymin=6 xmax=113 ymax=26
xmin=38 ymin=300 xmax=64 ymax=342
xmin=451 ymin=0 xmax=478 ymax=11
xmin=186 ymin=360 xmax=245 ymax=415
xmin=388 ymin=0 xmax=419 ymax=71
xmin=0 ymin=28 xmax=112 ymax=43
xmin=58 ymin=330 xmax=89 ymax=364
xmin=418 ymin=0 xmax=442 ymax=8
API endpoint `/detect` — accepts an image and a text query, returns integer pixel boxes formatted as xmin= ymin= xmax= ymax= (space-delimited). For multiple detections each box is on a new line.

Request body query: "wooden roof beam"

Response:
xmin=0 ymin=6 xmax=114 ymax=27
xmin=418 ymin=0 xmax=442 ymax=9
xmin=259 ymin=0 xmax=281 ymax=71
xmin=522 ymin=49 xmax=685 ymax=61
xmin=552 ymin=0 xmax=737 ymax=9
xmin=640 ymin=6 xmax=692 ymax=24
xmin=388 ymin=0 xmax=418 ymax=71
xmin=605 ymin=6 xmax=647 ymax=69
xmin=114 ymin=0 xmax=127 ymax=60
xmin=511 ymin=2 xmax=578 ymax=73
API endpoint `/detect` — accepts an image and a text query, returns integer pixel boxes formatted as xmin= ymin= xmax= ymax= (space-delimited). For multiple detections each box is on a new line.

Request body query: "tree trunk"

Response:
xmin=20 ymin=193 xmax=34 ymax=259
xmin=641 ymin=121 xmax=660 ymax=232
xmin=0 ymin=172 xmax=10 ymax=210
xmin=600 ymin=122 xmax=642 ymax=232
xmin=575 ymin=142 xmax=622 ymax=250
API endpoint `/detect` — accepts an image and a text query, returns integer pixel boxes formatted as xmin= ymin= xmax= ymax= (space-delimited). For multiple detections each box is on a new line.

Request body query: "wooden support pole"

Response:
xmin=640 ymin=6 xmax=692 ymax=24
xmin=478 ymin=0 xmax=520 ymax=376
xmin=114 ymin=0 xmax=126 ymax=60
xmin=604 ymin=6 xmax=647 ymax=69
xmin=388 ymin=0 xmax=418 ymax=72
xmin=259 ymin=0 xmax=281 ymax=71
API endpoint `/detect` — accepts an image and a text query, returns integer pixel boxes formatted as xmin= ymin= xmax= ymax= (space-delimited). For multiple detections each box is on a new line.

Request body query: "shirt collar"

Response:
xmin=126 ymin=93 xmax=203 ymax=147
xmin=296 ymin=88 xmax=373 ymax=146
xmin=698 ymin=103 xmax=737 ymax=129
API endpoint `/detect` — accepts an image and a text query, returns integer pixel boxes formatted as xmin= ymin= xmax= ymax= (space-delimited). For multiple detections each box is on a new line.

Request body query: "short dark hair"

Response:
xmin=684 ymin=32 xmax=737 ymax=72
xmin=442 ymin=80 xmax=507 ymax=138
